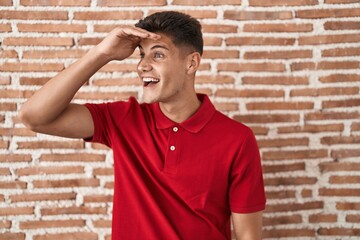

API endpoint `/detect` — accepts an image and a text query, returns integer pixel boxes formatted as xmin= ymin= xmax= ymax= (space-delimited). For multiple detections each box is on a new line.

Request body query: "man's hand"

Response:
xmin=93 ymin=26 xmax=161 ymax=62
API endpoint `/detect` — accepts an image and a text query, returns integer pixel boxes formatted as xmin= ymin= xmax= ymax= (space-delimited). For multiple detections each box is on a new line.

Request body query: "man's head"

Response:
xmin=135 ymin=11 xmax=203 ymax=56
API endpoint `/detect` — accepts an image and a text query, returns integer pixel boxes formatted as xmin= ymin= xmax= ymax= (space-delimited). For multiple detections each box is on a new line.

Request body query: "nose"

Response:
xmin=137 ymin=58 xmax=152 ymax=72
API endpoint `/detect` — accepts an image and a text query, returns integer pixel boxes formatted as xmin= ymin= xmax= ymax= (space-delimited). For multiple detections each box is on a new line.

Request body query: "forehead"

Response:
xmin=138 ymin=33 xmax=177 ymax=52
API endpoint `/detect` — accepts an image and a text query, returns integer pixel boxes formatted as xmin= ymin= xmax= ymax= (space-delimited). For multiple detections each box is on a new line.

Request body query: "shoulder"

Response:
xmin=212 ymin=110 xmax=253 ymax=138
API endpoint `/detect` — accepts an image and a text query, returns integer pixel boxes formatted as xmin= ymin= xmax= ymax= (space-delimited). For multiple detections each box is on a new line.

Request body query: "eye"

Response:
xmin=154 ymin=52 xmax=165 ymax=58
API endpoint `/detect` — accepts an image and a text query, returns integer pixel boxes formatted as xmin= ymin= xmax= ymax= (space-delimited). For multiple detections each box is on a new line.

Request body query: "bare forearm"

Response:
xmin=20 ymin=48 xmax=109 ymax=126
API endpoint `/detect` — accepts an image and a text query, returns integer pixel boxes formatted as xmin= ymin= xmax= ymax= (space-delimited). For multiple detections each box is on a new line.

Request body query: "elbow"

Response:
xmin=18 ymin=105 xmax=41 ymax=131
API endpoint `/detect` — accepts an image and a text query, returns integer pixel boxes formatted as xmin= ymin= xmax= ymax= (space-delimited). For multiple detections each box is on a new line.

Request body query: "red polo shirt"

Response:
xmin=84 ymin=94 xmax=265 ymax=240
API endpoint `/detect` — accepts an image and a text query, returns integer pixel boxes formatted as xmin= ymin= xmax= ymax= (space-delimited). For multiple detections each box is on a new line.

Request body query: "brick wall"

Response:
xmin=1 ymin=0 xmax=360 ymax=239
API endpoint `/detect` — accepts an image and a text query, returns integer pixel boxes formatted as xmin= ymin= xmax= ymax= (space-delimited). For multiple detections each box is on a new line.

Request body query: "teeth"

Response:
xmin=143 ymin=77 xmax=159 ymax=83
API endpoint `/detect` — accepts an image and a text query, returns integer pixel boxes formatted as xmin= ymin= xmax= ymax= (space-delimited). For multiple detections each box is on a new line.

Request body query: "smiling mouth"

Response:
xmin=143 ymin=77 xmax=160 ymax=87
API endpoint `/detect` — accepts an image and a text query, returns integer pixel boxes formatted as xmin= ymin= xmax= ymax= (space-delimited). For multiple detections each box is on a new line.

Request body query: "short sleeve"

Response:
xmin=229 ymin=130 xmax=266 ymax=213
xmin=83 ymin=98 xmax=134 ymax=148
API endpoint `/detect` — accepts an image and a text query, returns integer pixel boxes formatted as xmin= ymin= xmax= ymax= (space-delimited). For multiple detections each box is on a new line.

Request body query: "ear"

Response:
xmin=186 ymin=52 xmax=201 ymax=75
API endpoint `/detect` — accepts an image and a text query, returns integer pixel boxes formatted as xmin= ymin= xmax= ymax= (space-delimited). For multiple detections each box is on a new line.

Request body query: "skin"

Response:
xmin=19 ymin=26 xmax=263 ymax=239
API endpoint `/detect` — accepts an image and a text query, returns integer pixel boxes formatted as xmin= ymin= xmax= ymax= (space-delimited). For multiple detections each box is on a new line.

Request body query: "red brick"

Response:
xmin=266 ymin=190 xmax=296 ymax=199
xmin=93 ymin=168 xmax=113 ymax=176
xmin=10 ymin=192 xmax=76 ymax=203
xmin=326 ymin=0 xmax=360 ymax=3
xmin=0 ymin=168 xmax=10 ymax=176
xmin=266 ymin=201 xmax=324 ymax=213
xmin=324 ymin=21 xmax=360 ymax=30
xmin=33 ymin=178 xmax=100 ymax=188
xmin=148 ymin=10 xmax=217 ymax=19
xmin=0 ymin=140 xmax=9 ymax=149
xmin=309 ymin=214 xmax=337 ymax=223
xmin=321 ymin=136 xmax=360 ymax=145
xmin=0 ymin=154 xmax=31 ymax=163
xmin=74 ymin=11 xmax=143 ymax=20
xmin=20 ymin=0 xmax=90 ymax=6
xmin=251 ymin=126 xmax=269 ymax=135
xmin=320 ymin=188 xmax=360 ymax=196
xmin=352 ymin=122 xmax=360 ymax=131
xmin=41 ymin=206 xmax=107 ymax=215
xmin=323 ymin=98 xmax=360 ymax=108
xmin=0 ymin=220 xmax=11 ymax=228
xmin=195 ymin=75 xmax=234 ymax=84
xmin=0 ymin=10 xmax=68 ymax=20
xmin=318 ymin=61 xmax=360 ymax=70
xmin=291 ymin=87 xmax=358 ymax=97
xmin=216 ymin=89 xmax=284 ymax=98
xmin=204 ymin=37 xmax=222 ymax=46
xmin=247 ymin=101 xmax=314 ymax=110
xmin=263 ymin=215 xmax=302 ymax=226
xmin=20 ymin=219 xmax=85 ymax=229
xmin=0 ymin=76 xmax=11 ymax=85
xmin=0 ymin=181 xmax=27 ymax=189
xmin=173 ymin=0 xmax=240 ymax=5
xmin=296 ymin=8 xmax=360 ymax=18
xmin=0 ymin=23 xmax=11 ymax=32
xmin=291 ymin=62 xmax=315 ymax=71
xmin=249 ymin=0 xmax=318 ymax=6
xmin=242 ymin=76 xmax=308 ymax=85
xmin=234 ymin=113 xmax=299 ymax=124
xmin=337 ymin=202 xmax=360 ymax=210
xmin=0 ymin=128 xmax=36 ymax=137
xmin=0 ymin=50 xmax=18 ymax=58
xmin=263 ymin=229 xmax=315 ymax=238
xmin=93 ymin=219 xmax=112 ymax=228
xmin=262 ymin=162 xmax=306 ymax=173
xmin=244 ymin=50 xmax=312 ymax=59
xmin=322 ymin=47 xmax=360 ymax=57
xmin=98 ymin=63 xmax=137 ymax=72
xmin=202 ymin=24 xmax=238 ymax=33
xmin=84 ymin=194 xmax=113 ymax=203
xmin=299 ymin=34 xmax=360 ymax=45
xmin=40 ymin=153 xmax=105 ymax=162
xmin=98 ymin=0 xmax=166 ymax=6
xmin=0 ymin=62 xmax=64 ymax=72
xmin=214 ymin=102 xmax=239 ymax=112
xmin=202 ymin=50 xmax=239 ymax=59
xmin=244 ymin=23 xmax=312 ymax=32
xmin=17 ymin=140 xmax=84 ymax=149
xmin=74 ymin=91 xmax=137 ymax=101
xmin=320 ymin=162 xmax=360 ymax=172
xmin=226 ymin=36 xmax=295 ymax=46
xmin=0 ymin=233 xmax=25 ymax=240
xmin=265 ymin=177 xmax=317 ymax=186
xmin=17 ymin=166 xmax=85 ymax=176
xmin=3 ymin=37 xmax=73 ymax=46
xmin=346 ymin=214 xmax=360 ymax=223
xmin=34 ymin=232 xmax=98 ymax=240
xmin=262 ymin=149 xmax=328 ymax=160
xmin=330 ymin=175 xmax=360 ymax=184
xmin=331 ymin=148 xmax=360 ymax=159
xmin=318 ymin=227 xmax=360 ymax=236
xmin=0 ymin=103 xmax=17 ymax=111
xmin=320 ymin=74 xmax=360 ymax=83
xmin=306 ymin=111 xmax=359 ymax=121
xmin=217 ymin=62 xmax=285 ymax=72
xmin=0 ymin=207 xmax=34 ymax=216
xmin=23 ymin=49 xmax=86 ymax=59
xmin=0 ymin=0 xmax=12 ymax=5
xmin=301 ymin=189 xmax=313 ymax=198
xmin=17 ymin=23 xmax=87 ymax=33
xmin=224 ymin=10 xmax=293 ymax=20
xmin=19 ymin=77 xmax=51 ymax=85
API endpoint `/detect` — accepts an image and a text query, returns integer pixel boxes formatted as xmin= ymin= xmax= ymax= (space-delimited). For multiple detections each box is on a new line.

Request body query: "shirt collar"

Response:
xmin=153 ymin=94 xmax=216 ymax=133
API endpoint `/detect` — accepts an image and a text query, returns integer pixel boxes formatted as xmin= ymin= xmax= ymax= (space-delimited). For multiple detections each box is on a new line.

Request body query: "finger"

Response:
xmin=123 ymin=27 xmax=161 ymax=40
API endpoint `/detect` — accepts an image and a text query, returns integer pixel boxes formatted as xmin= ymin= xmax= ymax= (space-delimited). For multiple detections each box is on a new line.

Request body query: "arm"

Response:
xmin=232 ymin=211 xmax=263 ymax=240
xmin=19 ymin=27 xmax=160 ymax=139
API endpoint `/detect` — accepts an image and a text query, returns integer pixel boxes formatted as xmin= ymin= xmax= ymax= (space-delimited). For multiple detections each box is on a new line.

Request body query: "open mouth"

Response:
xmin=143 ymin=77 xmax=160 ymax=87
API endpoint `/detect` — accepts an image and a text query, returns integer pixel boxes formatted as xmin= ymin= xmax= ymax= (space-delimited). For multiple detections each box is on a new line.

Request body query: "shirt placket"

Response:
xmin=164 ymin=125 xmax=180 ymax=175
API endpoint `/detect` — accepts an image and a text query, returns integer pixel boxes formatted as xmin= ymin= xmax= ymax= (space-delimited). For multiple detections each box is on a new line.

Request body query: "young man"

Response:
xmin=20 ymin=11 xmax=266 ymax=240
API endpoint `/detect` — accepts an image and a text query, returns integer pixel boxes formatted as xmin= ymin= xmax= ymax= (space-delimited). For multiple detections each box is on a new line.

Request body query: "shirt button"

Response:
xmin=173 ymin=127 xmax=178 ymax=132
xmin=170 ymin=145 xmax=176 ymax=151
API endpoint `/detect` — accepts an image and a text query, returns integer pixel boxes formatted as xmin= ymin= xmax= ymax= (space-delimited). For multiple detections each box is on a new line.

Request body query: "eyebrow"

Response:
xmin=138 ymin=44 xmax=170 ymax=51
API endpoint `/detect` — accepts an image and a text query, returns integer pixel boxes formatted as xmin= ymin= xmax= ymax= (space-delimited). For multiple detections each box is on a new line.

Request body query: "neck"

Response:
xmin=159 ymin=92 xmax=201 ymax=123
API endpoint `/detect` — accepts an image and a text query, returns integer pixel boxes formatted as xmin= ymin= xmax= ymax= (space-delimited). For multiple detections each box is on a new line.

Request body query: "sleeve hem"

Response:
xmin=230 ymin=202 xmax=266 ymax=214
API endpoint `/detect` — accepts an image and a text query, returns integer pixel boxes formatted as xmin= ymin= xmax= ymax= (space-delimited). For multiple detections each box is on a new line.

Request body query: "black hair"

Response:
xmin=135 ymin=11 xmax=203 ymax=56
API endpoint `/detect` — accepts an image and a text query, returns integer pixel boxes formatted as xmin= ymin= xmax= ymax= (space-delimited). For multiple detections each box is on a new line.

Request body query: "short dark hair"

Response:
xmin=135 ymin=11 xmax=203 ymax=56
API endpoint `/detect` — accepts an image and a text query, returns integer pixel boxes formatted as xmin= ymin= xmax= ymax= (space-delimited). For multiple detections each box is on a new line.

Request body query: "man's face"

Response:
xmin=137 ymin=33 xmax=190 ymax=104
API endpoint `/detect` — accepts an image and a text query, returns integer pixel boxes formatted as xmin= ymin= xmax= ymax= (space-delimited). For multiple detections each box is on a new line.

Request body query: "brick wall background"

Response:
xmin=1 ymin=0 xmax=360 ymax=239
